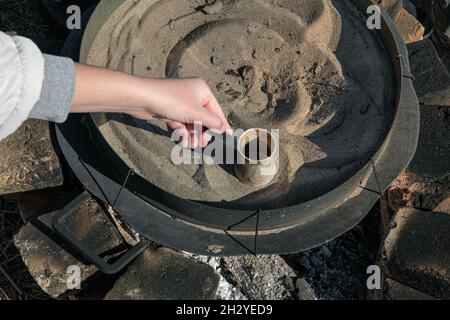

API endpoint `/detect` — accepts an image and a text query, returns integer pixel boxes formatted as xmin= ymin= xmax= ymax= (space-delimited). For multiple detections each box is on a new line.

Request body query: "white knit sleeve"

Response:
xmin=0 ymin=32 xmax=45 ymax=140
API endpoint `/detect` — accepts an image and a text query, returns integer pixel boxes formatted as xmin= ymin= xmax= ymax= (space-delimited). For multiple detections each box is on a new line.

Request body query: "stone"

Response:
xmin=221 ymin=255 xmax=297 ymax=300
xmin=382 ymin=105 xmax=450 ymax=225
xmin=296 ymin=278 xmax=317 ymax=300
xmin=379 ymin=0 xmax=404 ymax=18
xmin=202 ymin=0 xmax=224 ymax=15
xmin=189 ymin=255 xmax=247 ymax=300
xmin=14 ymin=196 xmax=124 ymax=298
xmin=0 ymin=120 xmax=63 ymax=196
xmin=433 ymin=0 xmax=450 ymax=48
xmin=216 ymin=82 xmax=231 ymax=92
xmin=211 ymin=55 xmax=221 ymax=65
xmin=434 ymin=35 xmax=450 ymax=75
xmin=16 ymin=190 xmax=67 ymax=223
xmin=379 ymin=193 xmax=395 ymax=236
xmin=104 ymin=248 xmax=219 ymax=300
xmin=435 ymin=197 xmax=450 ymax=214
xmin=379 ymin=207 xmax=450 ymax=299
xmin=382 ymin=173 xmax=450 ymax=233
xmin=287 ymin=218 xmax=378 ymax=300
xmin=395 ymin=8 xmax=424 ymax=44
xmin=383 ymin=278 xmax=438 ymax=300
xmin=408 ymin=40 xmax=450 ymax=106
xmin=409 ymin=106 xmax=450 ymax=179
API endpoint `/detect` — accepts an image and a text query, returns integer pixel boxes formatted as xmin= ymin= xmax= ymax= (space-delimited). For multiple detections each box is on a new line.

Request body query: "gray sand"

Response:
xmin=85 ymin=0 xmax=395 ymax=209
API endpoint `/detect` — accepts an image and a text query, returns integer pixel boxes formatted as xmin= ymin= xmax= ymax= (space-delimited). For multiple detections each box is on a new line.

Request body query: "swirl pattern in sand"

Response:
xmin=85 ymin=0 xmax=396 ymax=209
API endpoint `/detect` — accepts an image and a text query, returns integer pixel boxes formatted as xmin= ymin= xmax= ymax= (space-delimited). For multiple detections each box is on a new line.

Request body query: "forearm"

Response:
xmin=70 ymin=64 xmax=228 ymax=133
xmin=31 ymin=57 xmax=229 ymax=149
xmin=71 ymin=63 xmax=150 ymax=114
xmin=0 ymin=31 xmax=228 ymax=145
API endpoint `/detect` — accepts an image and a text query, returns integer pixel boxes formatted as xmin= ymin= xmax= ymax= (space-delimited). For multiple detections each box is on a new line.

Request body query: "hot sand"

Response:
xmin=85 ymin=0 xmax=396 ymax=210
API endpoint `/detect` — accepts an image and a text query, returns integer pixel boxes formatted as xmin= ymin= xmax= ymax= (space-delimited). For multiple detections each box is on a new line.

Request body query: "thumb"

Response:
xmin=195 ymin=107 xmax=224 ymax=131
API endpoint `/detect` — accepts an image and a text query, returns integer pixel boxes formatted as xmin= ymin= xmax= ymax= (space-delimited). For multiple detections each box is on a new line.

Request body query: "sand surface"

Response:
xmin=85 ymin=0 xmax=396 ymax=210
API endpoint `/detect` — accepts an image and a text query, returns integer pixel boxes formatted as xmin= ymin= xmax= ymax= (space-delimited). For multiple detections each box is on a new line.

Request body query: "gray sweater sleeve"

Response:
xmin=29 ymin=54 xmax=76 ymax=123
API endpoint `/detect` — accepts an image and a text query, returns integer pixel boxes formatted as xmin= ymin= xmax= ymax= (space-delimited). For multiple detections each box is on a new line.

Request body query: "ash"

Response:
xmin=191 ymin=207 xmax=380 ymax=300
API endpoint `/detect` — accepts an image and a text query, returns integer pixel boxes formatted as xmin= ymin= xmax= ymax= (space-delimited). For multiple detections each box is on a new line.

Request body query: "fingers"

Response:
xmin=202 ymin=93 xmax=232 ymax=133
xmin=166 ymin=120 xmax=190 ymax=148
xmin=201 ymin=131 xmax=212 ymax=148
xmin=166 ymin=120 xmax=211 ymax=149
xmin=195 ymin=106 xmax=224 ymax=132
xmin=161 ymin=79 xmax=232 ymax=149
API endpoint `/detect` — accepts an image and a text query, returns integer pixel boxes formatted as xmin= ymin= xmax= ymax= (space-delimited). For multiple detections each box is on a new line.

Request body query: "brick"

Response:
xmin=12 ymin=189 xmax=69 ymax=223
xmin=435 ymin=197 xmax=450 ymax=214
xmin=379 ymin=0 xmax=404 ymax=18
xmin=0 ymin=120 xmax=63 ymax=196
xmin=408 ymin=40 xmax=450 ymax=106
xmin=434 ymin=36 xmax=450 ymax=75
xmin=395 ymin=8 xmax=424 ymax=44
xmin=409 ymin=106 xmax=450 ymax=179
xmin=105 ymin=248 xmax=219 ymax=300
xmin=379 ymin=207 xmax=450 ymax=299
xmin=383 ymin=278 xmax=438 ymax=300
xmin=296 ymin=278 xmax=317 ymax=300
xmin=380 ymin=193 xmax=398 ymax=236
xmin=14 ymin=196 xmax=124 ymax=298
xmin=437 ymin=48 xmax=450 ymax=76
xmin=382 ymin=106 xmax=450 ymax=225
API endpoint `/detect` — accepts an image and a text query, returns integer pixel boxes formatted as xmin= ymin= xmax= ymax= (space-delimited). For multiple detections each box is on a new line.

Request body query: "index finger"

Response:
xmin=202 ymin=92 xmax=232 ymax=133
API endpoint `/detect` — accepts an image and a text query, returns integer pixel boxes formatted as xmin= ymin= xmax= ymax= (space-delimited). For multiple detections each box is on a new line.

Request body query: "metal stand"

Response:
xmin=52 ymin=168 xmax=150 ymax=275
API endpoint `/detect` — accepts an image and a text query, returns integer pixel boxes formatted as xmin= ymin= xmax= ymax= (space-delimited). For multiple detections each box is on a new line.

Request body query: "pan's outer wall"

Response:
xmin=63 ymin=0 xmax=420 ymax=255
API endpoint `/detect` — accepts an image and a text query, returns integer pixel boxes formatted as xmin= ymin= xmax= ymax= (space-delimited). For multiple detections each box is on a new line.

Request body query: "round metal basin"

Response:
xmin=57 ymin=0 xmax=419 ymax=256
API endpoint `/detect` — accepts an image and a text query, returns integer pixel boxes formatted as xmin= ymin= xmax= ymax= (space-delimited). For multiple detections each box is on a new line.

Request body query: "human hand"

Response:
xmin=127 ymin=78 xmax=232 ymax=148
xmin=72 ymin=64 xmax=231 ymax=148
